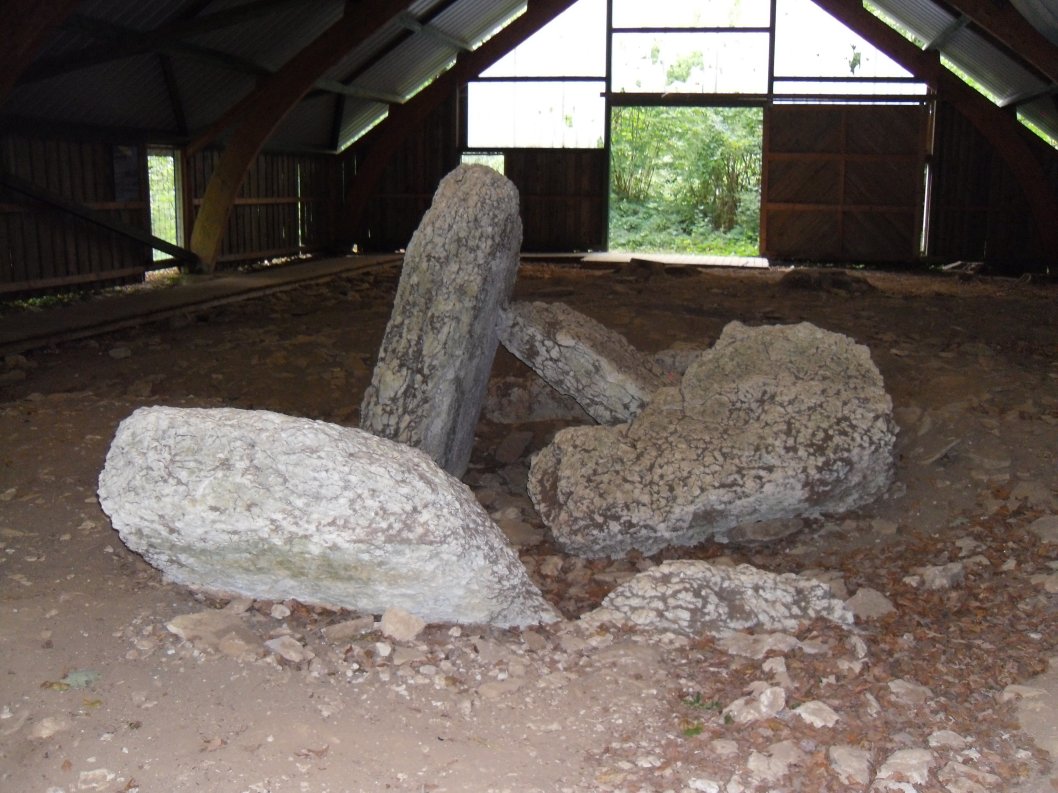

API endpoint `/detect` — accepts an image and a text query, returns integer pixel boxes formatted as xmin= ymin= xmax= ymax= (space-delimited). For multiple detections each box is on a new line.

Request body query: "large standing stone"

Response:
xmin=360 ymin=164 xmax=522 ymax=477
xmin=98 ymin=406 xmax=557 ymax=627
xmin=529 ymin=321 xmax=896 ymax=557
xmin=499 ymin=301 xmax=671 ymax=424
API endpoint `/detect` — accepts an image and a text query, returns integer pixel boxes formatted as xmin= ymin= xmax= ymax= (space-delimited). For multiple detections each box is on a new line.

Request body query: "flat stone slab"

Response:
xmin=499 ymin=301 xmax=672 ymax=424
xmin=529 ymin=321 xmax=896 ymax=557
xmin=98 ymin=406 xmax=558 ymax=627
xmin=360 ymin=164 xmax=522 ymax=477
xmin=580 ymin=560 xmax=851 ymax=637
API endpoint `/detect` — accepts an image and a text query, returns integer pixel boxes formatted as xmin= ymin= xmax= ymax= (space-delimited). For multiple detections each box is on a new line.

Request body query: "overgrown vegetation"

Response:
xmin=609 ymin=105 xmax=762 ymax=257
xmin=147 ymin=151 xmax=179 ymax=262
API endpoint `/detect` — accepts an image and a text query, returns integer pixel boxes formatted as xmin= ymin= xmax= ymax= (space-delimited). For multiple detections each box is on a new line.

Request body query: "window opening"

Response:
xmin=146 ymin=147 xmax=181 ymax=262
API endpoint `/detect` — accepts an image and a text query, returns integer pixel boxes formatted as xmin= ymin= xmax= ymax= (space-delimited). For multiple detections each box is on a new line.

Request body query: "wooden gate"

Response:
xmin=762 ymin=104 xmax=928 ymax=262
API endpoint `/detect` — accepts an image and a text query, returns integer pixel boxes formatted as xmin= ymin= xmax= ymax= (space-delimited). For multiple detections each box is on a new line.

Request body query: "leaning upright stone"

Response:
xmin=499 ymin=301 xmax=672 ymax=424
xmin=360 ymin=164 xmax=522 ymax=477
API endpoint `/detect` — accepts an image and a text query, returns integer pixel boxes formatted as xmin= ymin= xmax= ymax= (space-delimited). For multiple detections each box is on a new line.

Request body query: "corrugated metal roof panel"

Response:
xmin=1019 ymin=94 xmax=1058 ymax=143
xmin=1011 ymin=0 xmax=1058 ymax=46
xmin=869 ymin=0 xmax=957 ymax=46
xmin=431 ymin=0 xmax=526 ymax=49
xmin=189 ymin=0 xmax=345 ymax=71
xmin=943 ymin=26 xmax=1048 ymax=105
xmin=270 ymin=93 xmax=335 ymax=150
xmin=338 ymin=101 xmax=389 ymax=149
xmin=169 ymin=55 xmax=258 ymax=132
xmin=355 ymin=35 xmax=456 ymax=100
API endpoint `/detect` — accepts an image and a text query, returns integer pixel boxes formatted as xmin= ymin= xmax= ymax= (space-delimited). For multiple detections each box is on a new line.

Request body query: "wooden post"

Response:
xmin=188 ymin=0 xmax=406 ymax=272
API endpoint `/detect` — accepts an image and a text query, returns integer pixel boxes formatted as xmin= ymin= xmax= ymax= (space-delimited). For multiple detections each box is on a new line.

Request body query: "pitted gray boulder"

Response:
xmin=580 ymin=560 xmax=852 ymax=637
xmin=98 ymin=406 xmax=558 ymax=627
xmin=529 ymin=321 xmax=896 ymax=557
xmin=499 ymin=301 xmax=672 ymax=424
xmin=360 ymin=164 xmax=522 ymax=477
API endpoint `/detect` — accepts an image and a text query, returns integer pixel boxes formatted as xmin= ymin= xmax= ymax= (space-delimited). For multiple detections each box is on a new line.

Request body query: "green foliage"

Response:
xmin=147 ymin=152 xmax=179 ymax=262
xmin=609 ymin=105 xmax=762 ymax=255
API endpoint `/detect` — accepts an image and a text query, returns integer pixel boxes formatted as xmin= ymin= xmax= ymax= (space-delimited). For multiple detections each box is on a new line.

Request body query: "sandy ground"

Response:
xmin=1 ymin=261 xmax=1057 ymax=792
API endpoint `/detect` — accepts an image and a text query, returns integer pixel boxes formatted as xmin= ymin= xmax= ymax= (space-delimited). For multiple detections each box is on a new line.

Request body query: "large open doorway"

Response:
xmin=608 ymin=105 xmax=762 ymax=256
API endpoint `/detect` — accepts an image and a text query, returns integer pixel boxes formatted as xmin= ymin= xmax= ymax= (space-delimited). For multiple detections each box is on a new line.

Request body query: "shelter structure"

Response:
xmin=1 ymin=0 xmax=1057 ymax=294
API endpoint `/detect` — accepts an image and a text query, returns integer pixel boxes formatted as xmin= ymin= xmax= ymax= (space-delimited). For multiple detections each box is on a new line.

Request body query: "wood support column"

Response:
xmin=343 ymin=0 xmax=580 ymax=239
xmin=189 ymin=0 xmax=406 ymax=272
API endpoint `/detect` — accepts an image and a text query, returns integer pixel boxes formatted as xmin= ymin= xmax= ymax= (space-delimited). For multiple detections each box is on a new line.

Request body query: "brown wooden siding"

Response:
xmin=762 ymin=104 xmax=927 ymax=262
xmin=0 ymin=135 xmax=150 ymax=293
xmin=187 ymin=150 xmax=337 ymax=264
xmin=928 ymin=101 xmax=1056 ymax=272
xmin=347 ymin=97 xmax=460 ymax=252
xmin=504 ymin=149 xmax=607 ymax=252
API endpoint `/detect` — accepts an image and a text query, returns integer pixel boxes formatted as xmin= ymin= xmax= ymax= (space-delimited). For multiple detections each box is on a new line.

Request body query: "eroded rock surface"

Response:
xmin=98 ymin=406 xmax=557 ymax=627
xmin=530 ymin=321 xmax=896 ymax=557
xmin=499 ymin=301 xmax=671 ymax=424
xmin=360 ymin=164 xmax=522 ymax=476
xmin=580 ymin=560 xmax=851 ymax=637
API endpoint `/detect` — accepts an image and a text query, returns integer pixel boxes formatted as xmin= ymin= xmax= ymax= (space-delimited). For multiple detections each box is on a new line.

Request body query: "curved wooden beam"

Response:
xmin=189 ymin=0 xmax=407 ymax=272
xmin=812 ymin=0 xmax=1058 ymax=263
xmin=941 ymin=0 xmax=1058 ymax=86
xmin=343 ymin=0 xmax=581 ymax=237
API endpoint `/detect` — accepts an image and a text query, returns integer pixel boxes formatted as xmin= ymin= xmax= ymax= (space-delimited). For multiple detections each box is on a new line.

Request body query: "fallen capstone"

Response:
xmin=360 ymin=164 xmax=522 ymax=477
xmin=529 ymin=321 xmax=896 ymax=557
xmin=499 ymin=301 xmax=672 ymax=424
xmin=98 ymin=406 xmax=558 ymax=627
xmin=580 ymin=560 xmax=852 ymax=637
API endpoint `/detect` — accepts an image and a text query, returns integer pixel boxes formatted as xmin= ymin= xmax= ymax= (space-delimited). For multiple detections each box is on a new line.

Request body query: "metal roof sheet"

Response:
xmin=942 ymin=26 xmax=1049 ymax=105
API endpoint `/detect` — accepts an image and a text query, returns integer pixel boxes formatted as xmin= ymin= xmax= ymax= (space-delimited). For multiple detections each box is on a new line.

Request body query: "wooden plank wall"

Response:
xmin=346 ymin=96 xmax=607 ymax=252
xmin=0 ymin=135 xmax=149 ymax=293
xmin=505 ymin=148 xmax=607 ymax=252
xmin=187 ymin=149 xmax=336 ymax=264
xmin=346 ymin=97 xmax=460 ymax=252
xmin=762 ymin=104 xmax=927 ymax=262
xmin=928 ymin=101 xmax=1054 ymax=272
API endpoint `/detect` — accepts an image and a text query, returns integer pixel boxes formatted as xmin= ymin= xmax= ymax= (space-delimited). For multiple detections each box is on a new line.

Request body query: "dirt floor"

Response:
xmin=1 ymin=259 xmax=1057 ymax=792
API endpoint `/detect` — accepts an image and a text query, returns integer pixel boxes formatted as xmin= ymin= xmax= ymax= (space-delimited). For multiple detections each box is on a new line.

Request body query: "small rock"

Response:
xmin=1028 ymin=515 xmax=1058 ymax=544
xmin=800 ymin=569 xmax=849 ymax=600
xmin=477 ymin=678 xmax=525 ymax=700
xmin=108 ymin=346 xmax=132 ymax=359
xmin=223 ymin=598 xmax=254 ymax=614
xmin=910 ymin=562 xmax=965 ymax=590
xmin=927 ymin=730 xmax=967 ymax=749
xmin=888 ymin=679 xmax=933 ymax=706
xmin=687 ymin=779 xmax=721 ymax=793
xmin=374 ymin=641 xmax=392 ymax=658
xmin=876 ymin=748 xmax=934 ymax=784
xmin=392 ymin=646 xmax=428 ymax=666
xmin=846 ymin=587 xmax=895 ymax=620
xmin=166 ymin=610 xmax=260 ymax=659
xmin=718 ymin=632 xmax=801 ymax=659
xmin=380 ymin=607 xmax=426 ymax=642
xmin=77 ymin=768 xmax=116 ymax=790
xmin=999 ymin=683 xmax=1045 ymax=703
xmin=937 ymin=760 xmax=1002 ymax=793
xmin=264 ymin=635 xmax=314 ymax=664
xmin=710 ymin=739 xmax=739 ymax=756
xmin=747 ymin=740 xmax=805 ymax=783
xmin=723 ymin=685 xmax=786 ymax=724
xmin=322 ymin=616 xmax=376 ymax=642
xmin=28 ymin=715 xmax=72 ymax=740
xmin=270 ymin=603 xmax=291 ymax=619
xmin=829 ymin=744 xmax=872 ymax=786
xmin=794 ymin=700 xmax=840 ymax=728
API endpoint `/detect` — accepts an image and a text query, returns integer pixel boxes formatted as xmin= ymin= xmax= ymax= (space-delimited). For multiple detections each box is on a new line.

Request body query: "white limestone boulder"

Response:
xmin=98 ymin=406 xmax=558 ymax=627
xmin=359 ymin=164 xmax=522 ymax=478
xmin=529 ymin=321 xmax=896 ymax=557
xmin=499 ymin=301 xmax=672 ymax=424
xmin=581 ymin=560 xmax=852 ymax=637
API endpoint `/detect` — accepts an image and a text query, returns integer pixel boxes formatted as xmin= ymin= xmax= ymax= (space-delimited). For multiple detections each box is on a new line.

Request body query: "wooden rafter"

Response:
xmin=188 ymin=0 xmax=409 ymax=272
xmin=812 ymin=0 xmax=1058 ymax=263
xmin=0 ymin=0 xmax=80 ymax=100
xmin=344 ymin=0 xmax=582 ymax=235
xmin=18 ymin=0 xmax=317 ymax=85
